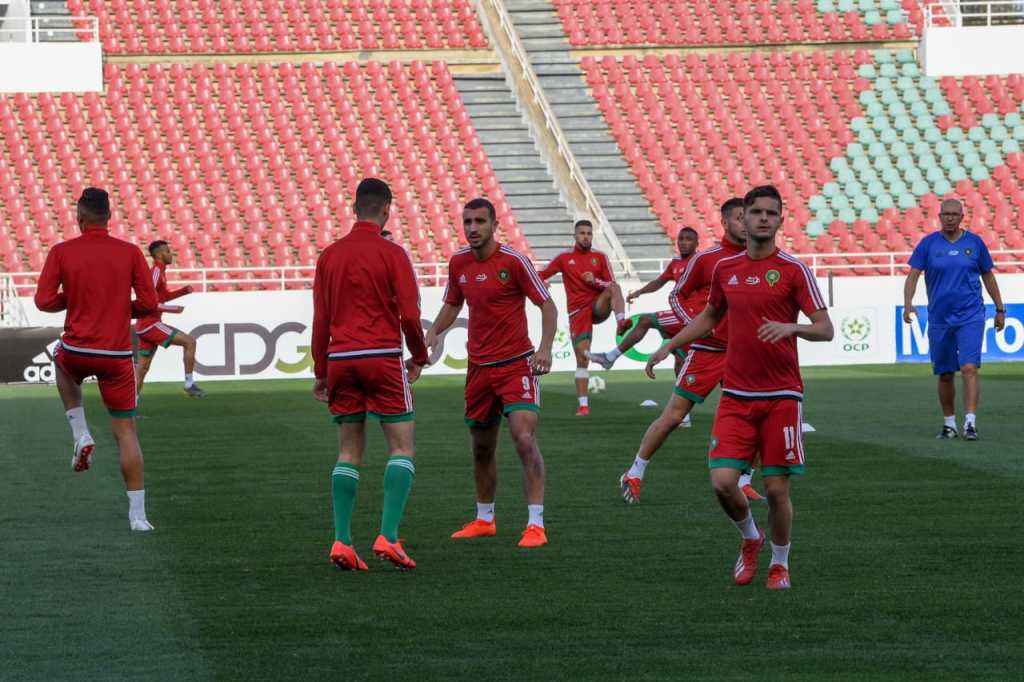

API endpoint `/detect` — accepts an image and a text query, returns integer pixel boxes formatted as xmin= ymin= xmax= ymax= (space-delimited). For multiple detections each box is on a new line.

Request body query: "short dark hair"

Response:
xmin=354 ymin=178 xmax=392 ymax=218
xmin=464 ymin=197 xmax=496 ymax=221
xmin=574 ymin=219 xmax=593 ymax=230
xmin=380 ymin=229 xmax=392 ymax=238
xmin=720 ymin=198 xmax=745 ymax=214
xmin=148 ymin=239 xmax=169 ymax=255
xmin=743 ymin=185 xmax=783 ymax=211
xmin=77 ymin=187 xmax=111 ymax=224
xmin=678 ymin=226 xmax=698 ymax=238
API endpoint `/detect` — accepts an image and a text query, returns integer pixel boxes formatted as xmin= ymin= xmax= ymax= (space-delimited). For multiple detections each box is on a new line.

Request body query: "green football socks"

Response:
xmin=331 ymin=463 xmax=360 ymax=544
xmin=381 ymin=455 xmax=415 ymax=542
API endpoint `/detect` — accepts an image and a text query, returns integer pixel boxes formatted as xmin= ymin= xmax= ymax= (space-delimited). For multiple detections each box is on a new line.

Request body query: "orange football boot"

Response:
xmin=733 ymin=529 xmax=765 ymax=586
xmin=767 ymin=564 xmax=791 ymax=590
xmin=616 ymin=318 xmax=633 ymax=335
xmin=329 ymin=541 xmax=368 ymax=571
xmin=372 ymin=534 xmax=416 ymax=570
xmin=451 ymin=519 xmax=497 ymax=538
xmin=742 ymin=484 xmax=765 ymax=501
xmin=620 ymin=471 xmax=642 ymax=504
xmin=576 ymin=405 xmax=590 ymax=417
xmin=517 ymin=524 xmax=548 ymax=548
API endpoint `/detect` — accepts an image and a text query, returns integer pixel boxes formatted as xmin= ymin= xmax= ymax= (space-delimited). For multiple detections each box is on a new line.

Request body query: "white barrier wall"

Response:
xmin=921 ymin=25 xmax=1024 ymax=77
xmin=15 ymin=274 xmax=1024 ymax=383
xmin=0 ymin=42 xmax=102 ymax=92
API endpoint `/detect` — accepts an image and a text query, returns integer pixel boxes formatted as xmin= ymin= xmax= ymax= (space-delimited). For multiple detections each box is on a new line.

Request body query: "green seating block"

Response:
xmin=860 ymin=206 xmax=880 ymax=222
xmin=1002 ymin=139 xmax=1021 ymax=154
xmin=809 ymin=195 xmax=827 ymax=211
xmin=876 ymin=193 xmax=895 ymax=209
xmin=948 ymin=166 xmax=967 ymax=182
xmin=897 ymin=193 xmax=917 ymax=209
xmin=970 ymin=165 xmax=990 ymax=181
xmin=933 ymin=178 xmax=953 ymax=195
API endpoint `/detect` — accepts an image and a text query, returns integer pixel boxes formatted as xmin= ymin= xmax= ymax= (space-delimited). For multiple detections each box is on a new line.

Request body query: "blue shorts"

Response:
xmin=928 ymin=322 xmax=984 ymax=375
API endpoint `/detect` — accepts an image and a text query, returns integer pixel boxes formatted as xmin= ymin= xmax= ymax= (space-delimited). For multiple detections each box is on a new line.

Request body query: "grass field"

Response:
xmin=2 ymin=364 xmax=1023 ymax=680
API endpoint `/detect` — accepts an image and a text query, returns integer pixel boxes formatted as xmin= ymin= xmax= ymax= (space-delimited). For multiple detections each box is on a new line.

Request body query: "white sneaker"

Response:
xmin=130 ymin=518 xmax=155 ymax=532
xmin=589 ymin=351 xmax=615 ymax=370
xmin=71 ymin=434 xmax=95 ymax=472
xmin=678 ymin=414 xmax=692 ymax=429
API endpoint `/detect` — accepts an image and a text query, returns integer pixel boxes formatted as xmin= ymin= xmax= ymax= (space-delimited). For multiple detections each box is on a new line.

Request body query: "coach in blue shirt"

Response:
xmin=903 ymin=199 xmax=1006 ymax=440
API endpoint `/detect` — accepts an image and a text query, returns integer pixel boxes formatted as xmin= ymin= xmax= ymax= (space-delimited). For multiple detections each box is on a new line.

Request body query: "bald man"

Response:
xmin=904 ymin=199 xmax=1006 ymax=440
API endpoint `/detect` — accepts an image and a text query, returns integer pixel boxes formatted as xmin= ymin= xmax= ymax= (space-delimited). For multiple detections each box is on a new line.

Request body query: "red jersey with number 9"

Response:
xmin=707 ymin=249 xmax=826 ymax=399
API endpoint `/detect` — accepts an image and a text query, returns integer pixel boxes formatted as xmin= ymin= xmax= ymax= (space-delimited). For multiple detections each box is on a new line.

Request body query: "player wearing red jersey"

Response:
xmin=590 ymin=226 xmax=699 ymax=379
xmin=539 ymin=220 xmax=629 ymax=416
xmin=311 ymin=179 xmax=429 ymax=571
xmin=134 ymin=240 xmax=206 ymax=398
xmin=647 ymin=186 xmax=833 ymax=590
xmin=616 ymin=199 xmax=765 ymax=503
xmin=33 ymin=188 xmax=159 ymax=531
xmin=426 ymin=198 xmax=557 ymax=549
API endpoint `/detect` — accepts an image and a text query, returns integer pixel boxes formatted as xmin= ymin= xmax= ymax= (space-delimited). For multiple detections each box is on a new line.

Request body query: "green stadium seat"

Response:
xmin=984 ymin=152 xmax=1003 ymax=168
xmin=822 ymin=181 xmax=841 ymax=198
xmin=897 ymin=193 xmax=917 ymax=209
xmin=933 ymin=179 xmax=953 ymax=195
xmin=874 ymin=50 xmax=893 ymax=64
xmin=806 ymin=220 xmax=826 ymax=236
xmin=911 ymin=179 xmax=930 ymax=195
xmin=948 ymin=166 xmax=968 ymax=182
xmin=981 ymin=113 xmax=1000 ymax=128
xmin=859 ymin=128 xmax=878 ymax=144
xmin=809 ymin=195 xmax=827 ymax=211
xmin=1003 ymin=139 xmax=1021 ymax=154
xmin=845 ymin=179 xmax=864 ymax=196
xmin=853 ymin=194 xmax=873 ymax=211
xmin=947 ymin=127 xmax=966 ymax=142
xmin=880 ymin=128 xmax=899 ymax=144
xmin=857 ymin=64 xmax=877 ymax=80
xmin=968 ymin=127 xmax=986 ymax=142
xmin=876 ymin=193 xmax=894 ymax=209
xmin=832 ymin=194 xmax=850 ymax=209
xmin=860 ymin=206 xmax=880 ymax=222
xmin=970 ymin=165 xmax=990 ymax=181
xmin=924 ymin=127 xmax=943 ymax=143
xmin=838 ymin=207 xmax=857 ymax=223
xmin=979 ymin=139 xmax=999 ymax=154
xmin=895 ymin=49 xmax=915 ymax=62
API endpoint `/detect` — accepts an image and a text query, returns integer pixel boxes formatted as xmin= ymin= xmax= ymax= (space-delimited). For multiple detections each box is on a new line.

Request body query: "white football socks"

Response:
xmin=627 ymin=454 xmax=649 ymax=480
xmin=943 ymin=415 xmax=956 ymax=429
xmin=770 ymin=542 xmax=791 ymax=569
xmin=606 ymin=347 xmax=622 ymax=362
xmin=738 ymin=471 xmax=752 ymax=488
xmin=965 ymin=412 xmax=976 ymax=427
xmin=184 ymin=373 xmax=194 ymax=389
xmin=527 ymin=504 xmax=544 ymax=528
xmin=66 ymin=407 xmax=89 ymax=442
xmin=615 ymin=312 xmax=625 ymax=322
xmin=578 ymin=396 xmax=588 ymax=407
xmin=733 ymin=512 xmax=760 ymax=541
xmin=127 ymin=489 xmax=147 ymax=521
xmin=476 ymin=502 xmax=495 ymax=523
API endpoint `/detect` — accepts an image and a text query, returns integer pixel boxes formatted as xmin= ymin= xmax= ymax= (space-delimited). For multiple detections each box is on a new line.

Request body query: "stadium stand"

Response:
xmin=581 ymin=48 xmax=1024 ymax=273
xmin=553 ymin=0 xmax=916 ymax=47
xmin=63 ymin=0 xmax=488 ymax=53
xmin=0 ymin=60 xmax=531 ymax=290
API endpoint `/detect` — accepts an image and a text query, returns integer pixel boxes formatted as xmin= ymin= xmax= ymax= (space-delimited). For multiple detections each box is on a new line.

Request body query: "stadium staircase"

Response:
xmin=503 ymin=0 xmax=670 ymax=261
xmin=452 ymin=70 xmax=575 ymax=261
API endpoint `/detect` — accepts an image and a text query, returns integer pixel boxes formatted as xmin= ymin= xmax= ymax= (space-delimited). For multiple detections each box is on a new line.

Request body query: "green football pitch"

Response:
xmin=2 ymin=364 xmax=1022 ymax=680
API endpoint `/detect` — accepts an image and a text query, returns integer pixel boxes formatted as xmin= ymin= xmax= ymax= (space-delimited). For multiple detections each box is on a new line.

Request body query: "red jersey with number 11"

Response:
xmin=444 ymin=244 xmax=550 ymax=365
xmin=708 ymin=249 xmax=826 ymax=399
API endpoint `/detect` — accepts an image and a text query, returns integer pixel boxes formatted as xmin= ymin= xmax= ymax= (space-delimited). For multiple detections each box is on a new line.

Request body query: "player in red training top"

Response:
xmin=589 ymin=226 xmax=699 ymax=379
xmin=134 ymin=240 xmax=206 ymax=398
xmin=33 ymin=188 xmax=159 ymax=531
xmin=539 ymin=219 xmax=629 ymax=416
xmin=311 ymin=178 xmax=429 ymax=571
xmin=427 ymin=198 xmax=557 ymax=549
xmin=616 ymin=199 xmax=766 ymax=504
xmin=647 ymin=186 xmax=833 ymax=590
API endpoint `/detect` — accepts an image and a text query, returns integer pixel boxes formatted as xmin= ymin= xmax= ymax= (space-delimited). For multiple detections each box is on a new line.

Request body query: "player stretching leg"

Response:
xmin=311 ymin=179 xmax=428 ymax=571
xmin=617 ymin=200 xmax=762 ymax=502
xmin=34 ymin=188 xmax=159 ymax=531
xmin=540 ymin=219 xmax=629 ymax=416
xmin=591 ymin=226 xmax=699 ymax=380
xmin=428 ymin=198 xmax=557 ymax=548
xmin=648 ymin=186 xmax=833 ymax=589
xmin=903 ymin=199 xmax=1005 ymax=440
xmin=135 ymin=240 xmax=205 ymax=398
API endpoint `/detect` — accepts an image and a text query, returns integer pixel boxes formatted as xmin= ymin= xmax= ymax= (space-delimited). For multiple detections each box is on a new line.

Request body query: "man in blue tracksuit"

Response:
xmin=903 ymin=199 xmax=1006 ymax=440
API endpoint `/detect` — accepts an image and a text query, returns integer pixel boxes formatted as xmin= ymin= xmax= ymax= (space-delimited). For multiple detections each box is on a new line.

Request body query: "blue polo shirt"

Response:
xmin=908 ymin=230 xmax=993 ymax=327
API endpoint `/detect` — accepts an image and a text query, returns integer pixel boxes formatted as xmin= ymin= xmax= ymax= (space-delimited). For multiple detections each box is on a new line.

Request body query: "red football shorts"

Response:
xmin=327 ymin=354 xmax=413 ymax=422
xmin=464 ymin=355 xmax=540 ymax=428
xmin=569 ymin=305 xmax=594 ymax=345
xmin=652 ymin=310 xmax=684 ymax=338
xmin=673 ymin=349 xmax=726 ymax=403
xmin=54 ymin=344 xmax=137 ymax=417
xmin=136 ymin=322 xmax=179 ymax=356
xmin=709 ymin=394 xmax=805 ymax=476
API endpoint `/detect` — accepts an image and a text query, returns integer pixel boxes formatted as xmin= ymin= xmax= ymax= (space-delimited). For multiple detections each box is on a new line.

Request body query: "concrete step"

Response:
xmin=533 ymin=63 xmax=582 ymax=76
xmin=504 ymin=0 xmax=555 ymax=10
xmin=571 ymin=142 xmax=623 ymax=156
xmin=477 ymin=128 xmax=534 ymax=145
xmin=463 ymin=103 xmax=521 ymax=117
xmin=514 ymin=23 xmax=566 ymax=39
xmin=501 ymin=180 xmax=559 ymax=195
xmin=537 ymin=88 xmax=593 ymax=105
xmin=534 ymin=75 xmax=587 ymax=89
xmin=485 ymin=142 xmax=541 ymax=158
xmin=574 ymin=154 xmax=630 ymax=169
xmin=489 ymin=155 xmax=550 ymax=172
xmin=459 ymin=89 xmax=519 ymax=106
xmin=604 ymin=207 xmax=656 ymax=222
xmin=471 ymin=117 xmax=530 ymax=131
xmin=506 ymin=194 xmax=566 ymax=210
xmin=32 ymin=1 xmax=70 ymax=14
xmin=520 ymin=37 xmax=571 ymax=52
xmin=610 ymin=221 xmax=665 ymax=236
xmin=563 ymin=129 xmax=617 ymax=144
xmin=527 ymin=50 xmax=574 ymax=64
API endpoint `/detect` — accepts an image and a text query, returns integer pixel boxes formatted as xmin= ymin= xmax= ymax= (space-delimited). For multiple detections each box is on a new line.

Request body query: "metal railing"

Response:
xmin=476 ymin=0 xmax=635 ymax=277
xmin=0 ymin=15 xmax=99 ymax=43
xmin=925 ymin=1 xmax=1024 ymax=27
xmin=5 ymin=250 xmax=1022 ymax=300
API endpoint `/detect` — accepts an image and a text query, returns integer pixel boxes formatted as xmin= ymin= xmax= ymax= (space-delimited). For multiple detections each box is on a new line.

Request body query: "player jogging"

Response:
xmin=134 ymin=240 xmax=205 ymax=398
xmin=618 ymin=199 xmax=763 ymax=503
xmin=903 ymin=198 xmax=1005 ymax=440
xmin=539 ymin=219 xmax=630 ymax=416
xmin=647 ymin=186 xmax=833 ymax=590
xmin=426 ymin=198 xmax=557 ymax=549
xmin=590 ymin=226 xmax=699 ymax=379
xmin=311 ymin=178 xmax=428 ymax=571
xmin=33 ymin=188 xmax=159 ymax=531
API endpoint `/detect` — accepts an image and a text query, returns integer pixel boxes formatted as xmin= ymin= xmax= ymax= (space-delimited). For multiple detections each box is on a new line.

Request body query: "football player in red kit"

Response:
xmin=647 ymin=186 xmax=833 ymax=590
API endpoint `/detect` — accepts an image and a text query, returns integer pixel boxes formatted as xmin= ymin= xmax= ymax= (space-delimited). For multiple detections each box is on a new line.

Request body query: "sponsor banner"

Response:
xmin=0 ymin=327 xmax=62 ymax=383
xmin=795 ymin=306 xmax=895 ymax=366
xmin=895 ymin=304 xmax=1024 ymax=363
